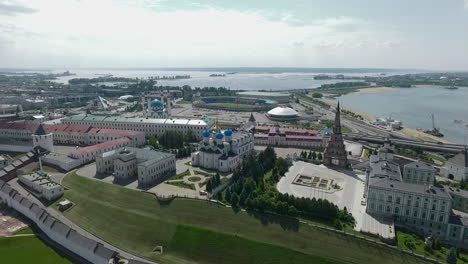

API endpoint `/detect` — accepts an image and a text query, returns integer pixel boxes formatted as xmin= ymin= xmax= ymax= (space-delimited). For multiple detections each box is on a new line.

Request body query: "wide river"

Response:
xmin=332 ymin=86 xmax=468 ymax=144
xmin=46 ymin=68 xmax=468 ymax=143
xmin=50 ymin=68 xmax=407 ymax=91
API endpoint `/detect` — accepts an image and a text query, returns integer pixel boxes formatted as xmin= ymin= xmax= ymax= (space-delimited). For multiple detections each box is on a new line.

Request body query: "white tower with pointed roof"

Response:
xmin=32 ymin=124 xmax=54 ymax=152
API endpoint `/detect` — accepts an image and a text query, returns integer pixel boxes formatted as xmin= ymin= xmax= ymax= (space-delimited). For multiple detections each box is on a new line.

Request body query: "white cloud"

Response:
xmin=0 ymin=0 xmax=406 ymax=68
xmin=465 ymin=0 xmax=468 ymax=9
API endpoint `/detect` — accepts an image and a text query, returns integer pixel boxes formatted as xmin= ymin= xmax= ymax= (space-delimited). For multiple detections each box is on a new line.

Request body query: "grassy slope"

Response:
xmin=0 ymin=236 xmax=74 ymax=264
xmin=56 ymin=173 xmax=429 ymax=264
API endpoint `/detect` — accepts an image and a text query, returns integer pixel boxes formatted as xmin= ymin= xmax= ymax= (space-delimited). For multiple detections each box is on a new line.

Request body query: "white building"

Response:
xmin=254 ymin=126 xmax=327 ymax=150
xmin=191 ymin=128 xmax=254 ymax=173
xmin=61 ymin=114 xmax=213 ymax=139
xmin=443 ymin=149 xmax=468 ymax=181
xmin=18 ymin=171 xmax=64 ymax=201
xmin=96 ymin=147 xmax=176 ymax=187
xmin=266 ymin=107 xmax=299 ymax=122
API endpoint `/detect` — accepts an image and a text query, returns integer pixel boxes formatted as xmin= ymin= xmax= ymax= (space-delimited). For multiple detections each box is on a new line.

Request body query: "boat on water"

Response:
xmin=423 ymin=113 xmax=444 ymax=137
xmin=444 ymin=85 xmax=458 ymax=90
xmin=454 ymin=119 xmax=463 ymax=124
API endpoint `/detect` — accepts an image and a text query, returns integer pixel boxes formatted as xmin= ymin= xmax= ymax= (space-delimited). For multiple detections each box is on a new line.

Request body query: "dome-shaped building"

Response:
xmin=215 ymin=131 xmax=224 ymax=139
xmin=151 ymin=99 xmax=163 ymax=108
xmin=267 ymin=107 xmax=299 ymax=121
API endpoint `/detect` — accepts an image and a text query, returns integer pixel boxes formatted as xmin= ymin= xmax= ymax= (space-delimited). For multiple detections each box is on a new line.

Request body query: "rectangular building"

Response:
xmin=61 ymin=114 xmax=213 ymax=139
xmin=96 ymin=147 xmax=176 ymax=187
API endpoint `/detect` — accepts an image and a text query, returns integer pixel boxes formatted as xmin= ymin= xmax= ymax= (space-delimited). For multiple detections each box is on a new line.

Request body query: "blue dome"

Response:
xmin=215 ymin=131 xmax=224 ymax=139
xmin=202 ymin=130 xmax=210 ymax=137
xmin=224 ymin=128 xmax=232 ymax=136
xmin=151 ymin=99 xmax=163 ymax=107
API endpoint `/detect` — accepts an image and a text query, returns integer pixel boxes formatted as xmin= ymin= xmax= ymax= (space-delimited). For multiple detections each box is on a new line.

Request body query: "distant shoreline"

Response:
xmin=351 ymin=86 xmax=396 ymax=94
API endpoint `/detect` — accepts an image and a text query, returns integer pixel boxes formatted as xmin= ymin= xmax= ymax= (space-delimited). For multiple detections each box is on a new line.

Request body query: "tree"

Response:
xmin=447 ymin=247 xmax=458 ymax=264
xmin=433 ymin=238 xmax=442 ymax=250
xmin=317 ymin=152 xmax=323 ymax=161
xmin=206 ymin=180 xmax=213 ymax=193
xmin=312 ymin=151 xmax=317 ymax=160
xmin=225 ymin=188 xmax=232 ymax=202
xmin=214 ymin=173 xmax=221 ymax=186
xmin=307 ymin=151 xmax=312 ymax=160
xmin=312 ymin=92 xmax=323 ymax=98
xmin=231 ymin=193 xmax=240 ymax=207
xmin=215 ymin=191 xmax=223 ymax=201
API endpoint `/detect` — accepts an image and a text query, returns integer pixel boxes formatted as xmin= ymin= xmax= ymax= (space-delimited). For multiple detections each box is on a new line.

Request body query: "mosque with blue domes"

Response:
xmin=191 ymin=125 xmax=254 ymax=173
xmin=146 ymin=97 xmax=171 ymax=118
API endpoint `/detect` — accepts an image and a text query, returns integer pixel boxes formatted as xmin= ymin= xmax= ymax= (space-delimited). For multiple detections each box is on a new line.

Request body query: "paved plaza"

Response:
xmin=277 ymin=161 xmax=395 ymax=240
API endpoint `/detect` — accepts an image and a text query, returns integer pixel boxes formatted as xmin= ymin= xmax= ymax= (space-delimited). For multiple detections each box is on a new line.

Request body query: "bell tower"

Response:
xmin=323 ymin=102 xmax=348 ymax=167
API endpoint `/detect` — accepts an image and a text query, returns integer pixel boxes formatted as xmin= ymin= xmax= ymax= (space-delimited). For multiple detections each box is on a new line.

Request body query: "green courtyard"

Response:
xmin=54 ymin=172 xmax=432 ymax=264
xmin=0 ymin=235 xmax=74 ymax=264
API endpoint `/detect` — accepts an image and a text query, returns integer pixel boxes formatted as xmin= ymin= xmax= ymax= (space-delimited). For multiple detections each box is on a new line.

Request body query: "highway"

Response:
xmin=344 ymin=133 xmax=465 ymax=153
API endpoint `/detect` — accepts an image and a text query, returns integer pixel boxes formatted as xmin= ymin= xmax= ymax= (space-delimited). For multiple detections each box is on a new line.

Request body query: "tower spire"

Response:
xmin=333 ymin=101 xmax=342 ymax=134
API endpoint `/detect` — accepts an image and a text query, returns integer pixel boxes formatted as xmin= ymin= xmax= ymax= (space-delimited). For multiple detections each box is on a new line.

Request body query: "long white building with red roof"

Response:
xmin=254 ymin=126 xmax=328 ymax=150
xmin=0 ymin=122 xmax=145 ymax=147
xmin=0 ymin=122 xmax=145 ymax=171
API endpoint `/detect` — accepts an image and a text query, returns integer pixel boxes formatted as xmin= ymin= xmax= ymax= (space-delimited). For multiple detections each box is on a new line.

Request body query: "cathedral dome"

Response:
xmin=215 ymin=131 xmax=224 ymax=139
xmin=202 ymin=130 xmax=210 ymax=137
xmin=224 ymin=128 xmax=232 ymax=136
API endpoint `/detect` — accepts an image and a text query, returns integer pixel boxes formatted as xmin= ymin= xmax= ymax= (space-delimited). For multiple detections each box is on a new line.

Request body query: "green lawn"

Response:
xmin=55 ymin=172 xmax=431 ymax=264
xmin=14 ymin=227 xmax=34 ymax=235
xmin=397 ymin=231 xmax=468 ymax=264
xmin=166 ymin=181 xmax=196 ymax=190
xmin=0 ymin=236 xmax=74 ymax=264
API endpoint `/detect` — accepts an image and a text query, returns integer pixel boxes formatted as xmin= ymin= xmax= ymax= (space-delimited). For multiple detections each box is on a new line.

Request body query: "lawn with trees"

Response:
xmin=397 ymin=231 xmax=468 ymax=264
xmin=146 ymin=131 xmax=197 ymax=158
xmin=55 ymin=171 xmax=432 ymax=264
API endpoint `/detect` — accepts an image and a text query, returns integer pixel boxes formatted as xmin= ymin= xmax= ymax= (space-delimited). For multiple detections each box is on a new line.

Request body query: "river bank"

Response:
xmin=352 ymin=86 xmax=396 ymax=94
xmin=320 ymin=98 xmax=453 ymax=143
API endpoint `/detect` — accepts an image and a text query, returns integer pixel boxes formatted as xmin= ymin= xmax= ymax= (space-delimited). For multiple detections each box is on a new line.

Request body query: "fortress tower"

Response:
xmin=323 ymin=102 xmax=348 ymax=168
xmin=32 ymin=124 xmax=54 ymax=152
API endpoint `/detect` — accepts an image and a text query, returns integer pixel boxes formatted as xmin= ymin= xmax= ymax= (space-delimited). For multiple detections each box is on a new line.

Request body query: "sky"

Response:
xmin=0 ymin=0 xmax=468 ymax=70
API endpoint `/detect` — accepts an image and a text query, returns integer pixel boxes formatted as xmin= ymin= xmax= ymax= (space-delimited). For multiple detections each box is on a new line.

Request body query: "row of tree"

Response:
xmin=205 ymin=173 xmax=222 ymax=193
xmin=221 ymin=147 xmax=354 ymax=227
xmin=157 ymin=131 xmax=197 ymax=149
xmin=299 ymin=150 xmax=322 ymax=161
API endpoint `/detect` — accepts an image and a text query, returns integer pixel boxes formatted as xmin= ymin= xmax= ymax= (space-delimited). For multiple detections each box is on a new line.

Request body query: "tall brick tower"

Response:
xmin=323 ymin=102 xmax=348 ymax=167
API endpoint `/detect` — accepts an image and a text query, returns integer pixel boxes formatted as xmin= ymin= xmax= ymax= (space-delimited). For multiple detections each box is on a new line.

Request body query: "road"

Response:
xmin=344 ymin=133 xmax=465 ymax=153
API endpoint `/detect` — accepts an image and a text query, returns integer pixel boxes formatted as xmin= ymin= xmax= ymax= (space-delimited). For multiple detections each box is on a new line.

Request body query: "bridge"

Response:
xmin=344 ymin=133 xmax=465 ymax=153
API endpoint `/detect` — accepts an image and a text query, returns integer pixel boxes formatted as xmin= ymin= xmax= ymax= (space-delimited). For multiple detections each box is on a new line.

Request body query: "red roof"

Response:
xmin=43 ymin=124 xmax=69 ymax=133
xmin=63 ymin=125 xmax=92 ymax=133
xmin=0 ymin=122 xmax=13 ymax=129
xmin=254 ymin=134 xmax=269 ymax=138
xmin=71 ymin=137 xmax=130 ymax=155
xmin=8 ymin=123 xmax=39 ymax=131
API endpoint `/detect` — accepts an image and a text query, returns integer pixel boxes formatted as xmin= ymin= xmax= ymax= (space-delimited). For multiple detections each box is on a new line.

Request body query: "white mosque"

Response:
xmin=191 ymin=127 xmax=254 ymax=173
xmin=145 ymin=97 xmax=171 ymax=118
